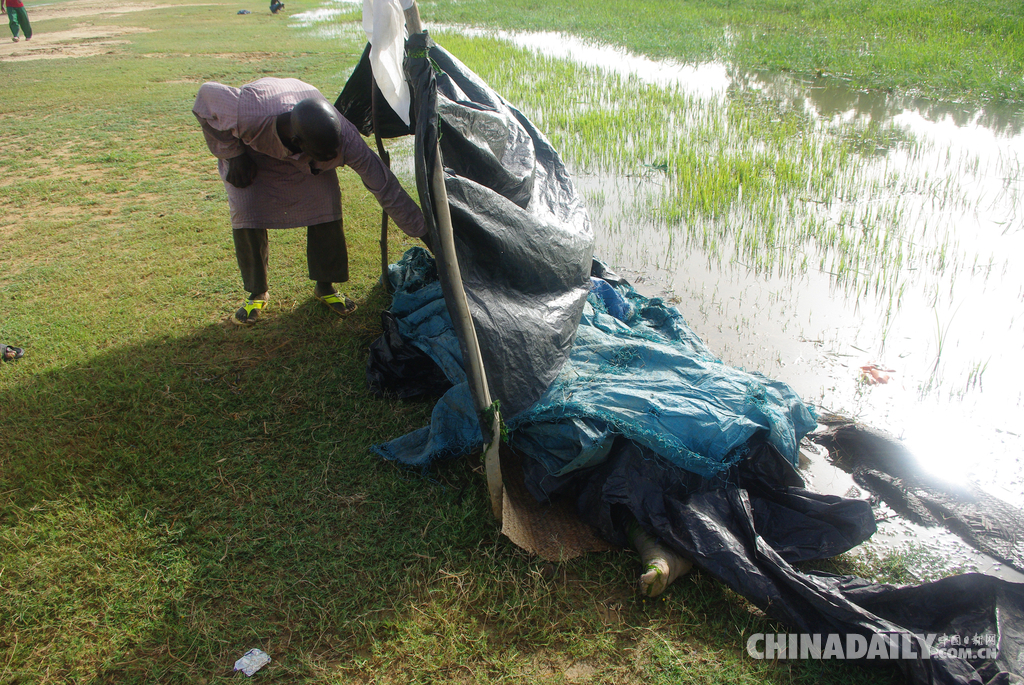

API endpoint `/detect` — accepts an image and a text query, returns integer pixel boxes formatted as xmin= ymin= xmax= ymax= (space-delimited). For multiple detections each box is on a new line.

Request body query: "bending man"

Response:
xmin=193 ymin=77 xmax=426 ymax=325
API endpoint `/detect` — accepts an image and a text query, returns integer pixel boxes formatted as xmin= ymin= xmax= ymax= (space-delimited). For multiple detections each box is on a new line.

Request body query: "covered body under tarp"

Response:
xmin=337 ymin=31 xmax=1024 ymax=685
xmin=370 ymin=247 xmax=816 ymax=480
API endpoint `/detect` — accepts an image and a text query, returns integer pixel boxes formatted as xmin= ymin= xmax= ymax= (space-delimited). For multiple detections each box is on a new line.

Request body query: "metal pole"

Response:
xmin=375 ymin=0 xmax=423 ymax=294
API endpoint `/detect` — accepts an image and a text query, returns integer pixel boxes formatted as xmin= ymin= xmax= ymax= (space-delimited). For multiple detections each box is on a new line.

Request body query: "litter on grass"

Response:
xmin=233 ymin=648 xmax=271 ymax=676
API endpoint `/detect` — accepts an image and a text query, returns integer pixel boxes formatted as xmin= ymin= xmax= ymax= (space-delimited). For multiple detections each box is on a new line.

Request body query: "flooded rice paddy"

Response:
xmin=293 ymin=8 xmax=1024 ymax=579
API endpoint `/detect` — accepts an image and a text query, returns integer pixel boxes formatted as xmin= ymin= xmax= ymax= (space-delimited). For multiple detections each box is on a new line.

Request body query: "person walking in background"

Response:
xmin=192 ymin=77 xmax=426 ymax=326
xmin=269 ymin=1 xmax=284 ymax=13
xmin=1 ymin=0 xmax=31 ymax=42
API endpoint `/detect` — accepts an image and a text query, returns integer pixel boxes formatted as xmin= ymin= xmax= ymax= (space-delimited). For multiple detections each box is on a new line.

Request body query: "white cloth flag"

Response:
xmin=362 ymin=0 xmax=412 ymax=125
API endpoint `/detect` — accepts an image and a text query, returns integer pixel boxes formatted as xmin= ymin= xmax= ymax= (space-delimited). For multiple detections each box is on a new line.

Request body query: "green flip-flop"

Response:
xmin=315 ymin=291 xmax=357 ymax=317
xmin=233 ymin=299 xmax=268 ymax=326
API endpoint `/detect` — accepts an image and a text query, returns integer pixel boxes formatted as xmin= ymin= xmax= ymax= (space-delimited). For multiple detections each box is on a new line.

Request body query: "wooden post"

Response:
xmin=404 ymin=2 xmax=422 ymax=34
xmin=371 ymin=84 xmax=393 ymax=294
xmin=396 ymin=0 xmax=504 ymax=521
xmin=431 ymin=144 xmax=504 ymax=522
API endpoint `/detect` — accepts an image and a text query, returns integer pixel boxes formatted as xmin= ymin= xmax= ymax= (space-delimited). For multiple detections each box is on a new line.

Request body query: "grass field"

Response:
xmin=2 ymin=0 xmax=1019 ymax=682
xmin=426 ymin=0 xmax=1024 ymax=104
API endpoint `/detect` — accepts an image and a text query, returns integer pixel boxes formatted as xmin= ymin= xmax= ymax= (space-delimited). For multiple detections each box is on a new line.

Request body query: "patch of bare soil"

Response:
xmin=0 ymin=1 xmax=215 ymax=61
xmin=0 ymin=26 xmax=151 ymax=61
xmin=27 ymin=1 xmax=194 ymax=22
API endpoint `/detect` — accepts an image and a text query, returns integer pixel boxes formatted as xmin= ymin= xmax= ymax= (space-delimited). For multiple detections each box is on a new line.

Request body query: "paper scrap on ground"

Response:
xmin=234 ymin=648 xmax=271 ymax=676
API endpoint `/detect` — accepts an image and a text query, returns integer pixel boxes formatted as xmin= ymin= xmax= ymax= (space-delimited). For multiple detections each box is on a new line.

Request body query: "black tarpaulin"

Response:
xmin=816 ymin=421 xmax=1024 ymax=576
xmin=564 ymin=439 xmax=1024 ymax=685
xmin=340 ymin=33 xmax=594 ymax=418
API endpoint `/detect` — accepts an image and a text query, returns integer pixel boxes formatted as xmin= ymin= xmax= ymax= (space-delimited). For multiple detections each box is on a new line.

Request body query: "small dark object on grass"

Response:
xmin=237 ymin=9 xmax=251 ymax=14
xmin=1 ymin=345 xmax=25 ymax=362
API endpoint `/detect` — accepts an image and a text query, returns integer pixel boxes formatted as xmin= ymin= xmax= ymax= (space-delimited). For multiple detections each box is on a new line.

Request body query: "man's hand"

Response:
xmin=225 ymin=153 xmax=257 ymax=188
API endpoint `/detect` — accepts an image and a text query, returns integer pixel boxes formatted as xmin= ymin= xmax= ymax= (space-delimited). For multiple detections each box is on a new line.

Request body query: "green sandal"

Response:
xmin=1 ymin=344 xmax=25 ymax=362
xmin=233 ymin=299 xmax=268 ymax=326
xmin=315 ymin=291 xmax=357 ymax=317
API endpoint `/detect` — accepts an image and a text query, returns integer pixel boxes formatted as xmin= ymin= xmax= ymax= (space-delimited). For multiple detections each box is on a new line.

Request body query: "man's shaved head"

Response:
xmin=290 ymin=98 xmax=343 ymax=162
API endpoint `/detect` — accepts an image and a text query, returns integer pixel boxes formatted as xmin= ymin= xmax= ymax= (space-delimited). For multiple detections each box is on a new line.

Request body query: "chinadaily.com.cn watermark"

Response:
xmin=746 ymin=632 xmax=999 ymax=661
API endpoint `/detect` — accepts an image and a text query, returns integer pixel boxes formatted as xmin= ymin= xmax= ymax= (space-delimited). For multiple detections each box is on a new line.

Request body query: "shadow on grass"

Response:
xmin=0 ymin=295 xmax=903 ymax=684
xmin=0 ymin=295 xmax=477 ymax=681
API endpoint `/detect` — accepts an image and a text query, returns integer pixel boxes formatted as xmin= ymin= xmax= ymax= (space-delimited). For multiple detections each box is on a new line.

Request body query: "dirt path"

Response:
xmin=0 ymin=1 xmax=213 ymax=60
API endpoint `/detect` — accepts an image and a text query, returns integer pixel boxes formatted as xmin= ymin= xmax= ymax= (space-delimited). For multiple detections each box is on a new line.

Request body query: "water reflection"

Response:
xmin=289 ymin=0 xmax=359 ymax=28
xmin=739 ymin=69 xmax=1024 ymax=138
xmin=436 ymin=26 xmax=731 ymax=100
xmin=291 ymin=8 xmax=341 ymax=24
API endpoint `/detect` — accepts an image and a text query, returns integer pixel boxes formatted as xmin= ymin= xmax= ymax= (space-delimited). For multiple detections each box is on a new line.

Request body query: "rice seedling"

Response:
xmin=433 ymin=31 xmax=981 ymax=309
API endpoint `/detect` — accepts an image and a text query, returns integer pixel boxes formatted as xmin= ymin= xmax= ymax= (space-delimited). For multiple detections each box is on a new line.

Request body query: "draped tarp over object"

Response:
xmin=340 ymin=28 xmax=1024 ymax=685
xmin=338 ymin=33 xmax=595 ymax=419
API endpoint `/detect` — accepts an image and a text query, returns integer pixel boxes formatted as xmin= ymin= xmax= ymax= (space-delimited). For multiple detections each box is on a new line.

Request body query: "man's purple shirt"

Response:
xmin=193 ymin=77 xmax=425 ymax=236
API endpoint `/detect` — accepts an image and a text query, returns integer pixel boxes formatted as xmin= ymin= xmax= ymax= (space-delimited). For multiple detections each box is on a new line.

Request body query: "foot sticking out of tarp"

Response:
xmin=627 ymin=516 xmax=694 ymax=597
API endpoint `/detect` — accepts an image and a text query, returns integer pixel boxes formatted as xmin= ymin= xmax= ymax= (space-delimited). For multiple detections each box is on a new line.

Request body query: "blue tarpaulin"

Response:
xmin=372 ymin=247 xmax=817 ymax=482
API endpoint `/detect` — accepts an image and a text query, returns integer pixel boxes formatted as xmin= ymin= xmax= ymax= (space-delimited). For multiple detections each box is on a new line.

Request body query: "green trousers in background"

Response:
xmin=6 ymin=6 xmax=31 ymax=40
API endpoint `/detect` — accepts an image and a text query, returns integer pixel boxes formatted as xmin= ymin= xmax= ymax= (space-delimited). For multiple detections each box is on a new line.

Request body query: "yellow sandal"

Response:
xmin=315 ymin=291 xmax=357 ymax=317
xmin=233 ymin=299 xmax=268 ymax=326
